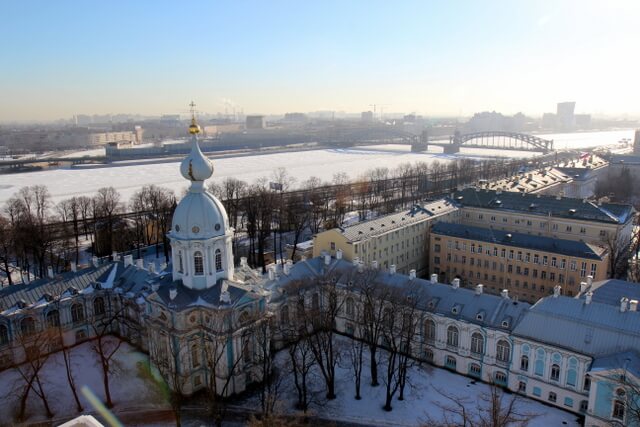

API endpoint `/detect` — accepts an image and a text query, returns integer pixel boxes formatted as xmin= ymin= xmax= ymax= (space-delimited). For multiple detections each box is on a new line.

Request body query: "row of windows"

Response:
xmin=0 ymin=298 xmax=106 ymax=345
xmin=424 ymin=320 xmax=511 ymax=362
xmin=177 ymin=250 xmax=223 ymax=275
xmin=466 ymin=212 xmax=608 ymax=237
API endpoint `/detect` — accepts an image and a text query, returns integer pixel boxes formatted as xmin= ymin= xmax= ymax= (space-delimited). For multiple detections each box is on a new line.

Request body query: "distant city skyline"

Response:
xmin=1 ymin=0 xmax=639 ymax=122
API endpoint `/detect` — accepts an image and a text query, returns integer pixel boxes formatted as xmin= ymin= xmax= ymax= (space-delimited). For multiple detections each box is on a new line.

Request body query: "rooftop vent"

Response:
xmin=569 ymin=209 xmax=577 ymax=214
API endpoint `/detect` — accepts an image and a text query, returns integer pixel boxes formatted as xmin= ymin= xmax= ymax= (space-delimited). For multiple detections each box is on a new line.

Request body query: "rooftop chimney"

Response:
xmin=621 ymin=297 xmax=629 ymax=312
xmin=324 ymin=254 xmax=331 ymax=266
xmin=452 ymin=278 xmax=460 ymax=289
xmin=501 ymin=289 xmax=509 ymax=299
xmin=389 ymin=264 xmax=396 ymax=275
xmin=585 ymin=292 xmax=593 ymax=304
xmin=371 ymin=260 xmax=378 ymax=269
xmin=70 ymin=261 xmax=77 ymax=273
xmin=430 ymin=274 xmax=438 ymax=284
xmin=169 ymin=287 xmax=177 ymax=301
xmin=352 ymin=257 xmax=360 ymax=267
xmin=124 ymin=254 xmax=133 ymax=267
xmin=553 ymin=285 xmax=561 ymax=298
xmin=112 ymin=251 xmax=119 ymax=262
xmin=358 ymin=261 xmax=364 ymax=273
xmin=268 ymin=266 xmax=275 ymax=281
xmin=148 ymin=262 xmax=155 ymax=274
xmin=136 ymin=258 xmax=144 ymax=269
xmin=409 ymin=269 xmax=416 ymax=280
xmin=92 ymin=256 xmax=99 ymax=268
xmin=284 ymin=260 xmax=292 ymax=275
xmin=630 ymin=300 xmax=638 ymax=312
xmin=240 ymin=257 xmax=248 ymax=267
xmin=580 ymin=281 xmax=588 ymax=293
xmin=336 ymin=249 xmax=343 ymax=260
xmin=47 ymin=266 xmax=54 ymax=279
xmin=476 ymin=284 xmax=484 ymax=295
xmin=587 ymin=275 xmax=593 ymax=287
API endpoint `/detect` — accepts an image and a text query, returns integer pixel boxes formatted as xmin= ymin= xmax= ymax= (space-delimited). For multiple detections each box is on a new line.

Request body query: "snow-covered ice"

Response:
xmin=0 ymin=129 xmax=632 ymax=208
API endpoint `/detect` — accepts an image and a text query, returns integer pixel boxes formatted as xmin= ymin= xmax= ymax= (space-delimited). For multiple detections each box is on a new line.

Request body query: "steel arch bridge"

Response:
xmin=446 ymin=131 xmax=554 ymax=153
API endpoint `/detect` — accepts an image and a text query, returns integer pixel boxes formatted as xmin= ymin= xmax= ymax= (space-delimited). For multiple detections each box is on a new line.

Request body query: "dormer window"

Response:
xmin=476 ymin=312 xmax=484 ymax=321
xmin=501 ymin=319 xmax=510 ymax=328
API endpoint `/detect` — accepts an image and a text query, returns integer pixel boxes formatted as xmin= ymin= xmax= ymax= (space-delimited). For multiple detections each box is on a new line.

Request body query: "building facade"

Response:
xmin=430 ymin=222 xmax=609 ymax=302
xmin=313 ymin=199 xmax=459 ymax=276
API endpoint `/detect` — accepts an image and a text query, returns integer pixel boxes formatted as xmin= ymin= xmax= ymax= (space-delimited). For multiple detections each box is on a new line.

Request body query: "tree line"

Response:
xmin=0 ymin=156 xmax=540 ymax=285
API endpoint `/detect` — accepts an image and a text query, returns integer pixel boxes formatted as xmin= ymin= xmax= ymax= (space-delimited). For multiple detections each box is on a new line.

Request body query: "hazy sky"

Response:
xmin=1 ymin=0 xmax=639 ymax=121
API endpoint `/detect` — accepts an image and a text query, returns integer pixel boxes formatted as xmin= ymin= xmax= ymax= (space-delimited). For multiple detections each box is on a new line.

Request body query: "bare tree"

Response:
xmin=13 ymin=321 xmax=55 ymax=421
xmin=0 ymin=215 xmax=15 ymax=286
xmin=89 ymin=293 xmax=137 ymax=408
xmin=423 ymin=383 xmax=538 ymax=427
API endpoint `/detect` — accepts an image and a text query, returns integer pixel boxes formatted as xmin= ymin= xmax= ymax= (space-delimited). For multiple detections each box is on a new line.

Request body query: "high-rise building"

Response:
xmin=556 ymin=102 xmax=576 ymax=131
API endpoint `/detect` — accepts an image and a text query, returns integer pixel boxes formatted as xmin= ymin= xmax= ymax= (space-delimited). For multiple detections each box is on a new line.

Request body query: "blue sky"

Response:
xmin=1 ymin=0 xmax=639 ymax=121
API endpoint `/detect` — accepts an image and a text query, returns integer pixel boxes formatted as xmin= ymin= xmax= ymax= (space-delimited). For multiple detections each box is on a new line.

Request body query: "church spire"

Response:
xmin=180 ymin=101 xmax=213 ymax=187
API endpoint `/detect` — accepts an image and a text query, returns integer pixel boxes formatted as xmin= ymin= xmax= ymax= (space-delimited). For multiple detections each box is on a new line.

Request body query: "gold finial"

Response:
xmin=188 ymin=100 xmax=200 ymax=135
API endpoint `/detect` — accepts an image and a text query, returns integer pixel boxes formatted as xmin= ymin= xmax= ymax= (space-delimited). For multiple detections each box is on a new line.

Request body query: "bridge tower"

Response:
xmin=411 ymin=130 xmax=429 ymax=152
xmin=445 ymin=130 xmax=462 ymax=154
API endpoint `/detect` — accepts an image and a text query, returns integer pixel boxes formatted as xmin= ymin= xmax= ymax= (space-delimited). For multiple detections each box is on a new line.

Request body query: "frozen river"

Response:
xmin=0 ymin=129 xmax=633 ymax=207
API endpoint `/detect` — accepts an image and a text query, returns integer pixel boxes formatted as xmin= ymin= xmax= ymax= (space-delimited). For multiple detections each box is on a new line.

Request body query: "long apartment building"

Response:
xmin=430 ymin=222 xmax=609 ymax=303
xmin=313 ymin=199 xmax=459 ymax=276
xmin=453 ymin=188 xmax=635 ymax=246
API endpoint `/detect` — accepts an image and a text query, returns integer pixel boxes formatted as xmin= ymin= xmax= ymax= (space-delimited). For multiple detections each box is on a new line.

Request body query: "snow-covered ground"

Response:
xmin=0 ymin=334 xmax=582 ymax=426
xmin=0 ymin=339 xmax=168 ymax=425
xmin=239 ymin=342 xmax=582 ymax=427
xmin=0 ymin=129 xmax=632 ymax=208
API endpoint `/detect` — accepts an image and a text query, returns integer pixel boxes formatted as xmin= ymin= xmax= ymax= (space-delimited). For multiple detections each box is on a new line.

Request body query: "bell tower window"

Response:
xmin=215 ymin=249 xmax=223 ymax=272
xmin=194 ymin=251 xmax=204 ymax=275
xmin=178 ymin=251 xmax=184 ymax=273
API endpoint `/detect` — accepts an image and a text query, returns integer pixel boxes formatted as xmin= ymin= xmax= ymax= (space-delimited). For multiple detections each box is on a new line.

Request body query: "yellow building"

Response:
xmin=313 ymin=199 xmax=459 ymax=276
xmin=430 ymin=222 xmax=609 ymax=303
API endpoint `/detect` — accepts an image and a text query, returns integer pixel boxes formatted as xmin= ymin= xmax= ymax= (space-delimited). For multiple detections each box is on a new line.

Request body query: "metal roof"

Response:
xmin=431 ymin=222 xmax=607 ymax=260
xmin=512 ymin=296 xmax=640 ymax=357
xmin=580 ymin=279 xmax=640 ymax=306
xmin=453 ymin=188 xmax=634 ymax=224
xmin=338 ymin=199 xmax=458 ymax=242
xmin=266 ymin=256 xmax=530 ymax=331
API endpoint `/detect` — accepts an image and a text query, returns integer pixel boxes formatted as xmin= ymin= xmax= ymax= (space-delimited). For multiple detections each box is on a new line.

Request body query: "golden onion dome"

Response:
xmin=188 ymin=116 xmax=200 ymax=135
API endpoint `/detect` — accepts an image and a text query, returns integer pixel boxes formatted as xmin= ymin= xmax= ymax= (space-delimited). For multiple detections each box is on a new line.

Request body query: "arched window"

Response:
xmin=242 ymin=332 xmax=252 ymax=364
xmin=520 ymin=355 xmax=529 ymax=371
xmin=20 ymin=317 xmax=36 ymax=336
xmin=178 ymin=251 xmax=184 ymax=273
xmin=191 ymin=343 xmax=200 ymax=368
xmin=93 ymin=297 xmax=105 ymax=316
xmin=469 ymin=363 xmax=481 ymax=376
xmin=446 ymin=326 xmax=459 ymax=348
xmin=215 ymin=249 xmax=222 ymax=272
xmin=424 ymin=319 xmax=436 ymax=342
xmin=71 ymin=303 xmax=85 ymax=323
xmin=496 ymin=340 xmax=511 ymax=363
xmin=0 ymin=324 xmax=8 ymax=345
xmin=550 ymin=364 xmax=560 ymax=381
xmin=281 ymin=305 xmax=289 ymax=324
xmin=194 ymin=251 xmax=204 ymax=275
xmin=495 ymin=371 xmax=507 ymax=384
xmin=470 ymin=332 xmax=484 ymax=355
xmin=613 ymin=391 xmax=625 ymax=420
xmin=46 ymin=310 xmax=60 ymax=328
xmin=345 ymin=297 xmax=354 ymax=317
xmin=445 ymin=355 xmax=457 ymax=369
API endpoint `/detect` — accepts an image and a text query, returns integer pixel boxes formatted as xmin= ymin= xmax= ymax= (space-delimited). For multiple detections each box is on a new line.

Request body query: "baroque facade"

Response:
xmin=0 ymin=117 xmax=638 ymax=425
